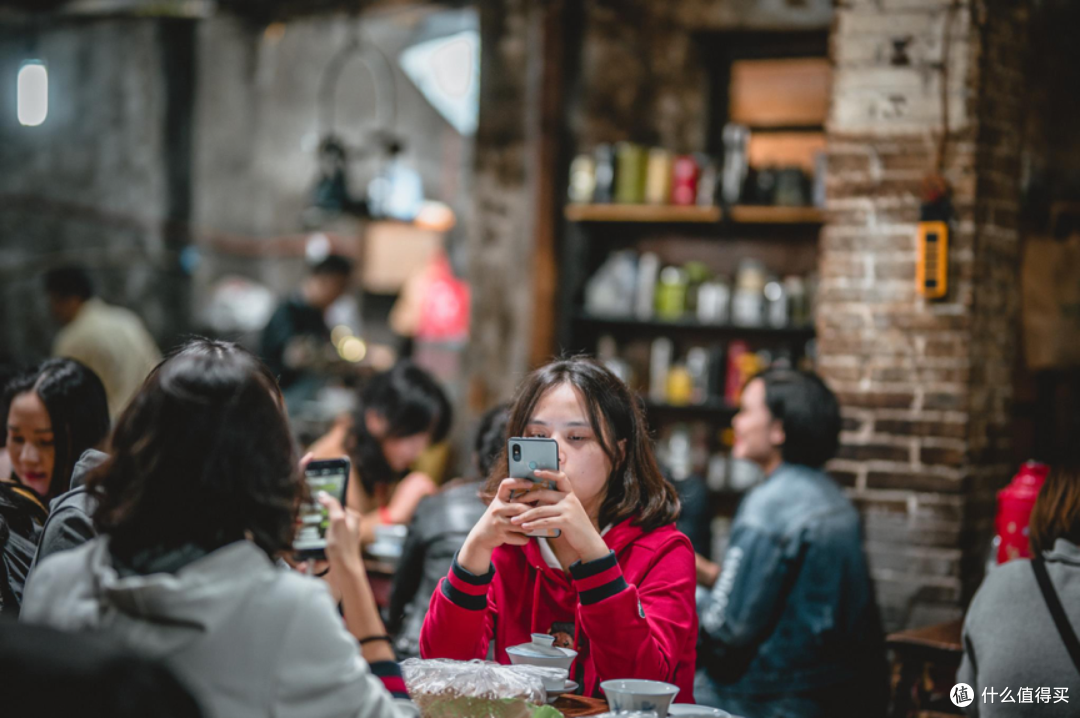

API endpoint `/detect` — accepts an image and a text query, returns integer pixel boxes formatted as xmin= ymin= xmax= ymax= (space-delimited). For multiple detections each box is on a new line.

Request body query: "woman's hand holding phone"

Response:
xmin=321 ymin=492 xmax=364 ymax=575
xmin=456 ymin=478 xmax=536 ymax=575
xmin=509 ymin=470 xmax=610 ymax=564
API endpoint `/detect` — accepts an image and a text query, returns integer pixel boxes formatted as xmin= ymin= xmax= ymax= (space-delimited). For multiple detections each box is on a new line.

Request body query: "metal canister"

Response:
xmin=615 ymin=142 xmax=647 ymax=204
xmin=593 ymin=144 xmax=616 ymax=204
xmin=645 ymin=148 xmax=673 ymax=205
xmin=671 ymin=154 xmax=699 ymax=206
xmin=696 ymin=154 xmax=718 ymax=206
xmin=567 ymin=154 xmax=596 ymax=204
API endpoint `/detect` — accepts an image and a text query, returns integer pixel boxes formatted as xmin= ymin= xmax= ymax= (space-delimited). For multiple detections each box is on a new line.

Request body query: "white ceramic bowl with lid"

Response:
xmin=506 ymin=633 xmax=577 ymax=672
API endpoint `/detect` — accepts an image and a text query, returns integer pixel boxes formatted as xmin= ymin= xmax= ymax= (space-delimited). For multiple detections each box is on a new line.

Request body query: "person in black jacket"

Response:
xmin=259 ymin=254 xmax=353 ymax=409
xmin=387 ymin=404 xmax=508 ymax=658
xmin=1 ymin=359 xmax=109 ymax=614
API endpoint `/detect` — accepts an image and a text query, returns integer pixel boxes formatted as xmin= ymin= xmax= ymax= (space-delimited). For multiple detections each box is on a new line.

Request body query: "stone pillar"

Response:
xmin=820 ymin=0 xmax=1029 ymax=629
xmin=465 ymin=0 xmax=541 ymax=408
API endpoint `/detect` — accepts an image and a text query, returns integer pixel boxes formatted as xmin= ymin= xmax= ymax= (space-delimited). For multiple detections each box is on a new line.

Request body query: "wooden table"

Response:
xmin=552 ymin=694 xmax=610 ymax=716
xmin=886 ymin=619 xmax=964 ymax=717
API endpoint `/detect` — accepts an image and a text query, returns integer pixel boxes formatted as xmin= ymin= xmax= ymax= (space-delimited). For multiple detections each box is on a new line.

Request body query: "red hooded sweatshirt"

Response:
xmin=419 ymin=517 xmax=697 ymax=703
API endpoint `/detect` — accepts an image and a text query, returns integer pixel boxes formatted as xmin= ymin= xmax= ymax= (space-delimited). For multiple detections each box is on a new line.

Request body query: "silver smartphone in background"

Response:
xmin=507 ymin=437 xmax=561 ymax=539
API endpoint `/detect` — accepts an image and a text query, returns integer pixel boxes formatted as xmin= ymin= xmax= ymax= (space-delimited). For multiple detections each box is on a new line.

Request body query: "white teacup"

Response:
xmin=601 ymin=679 xmax=680 ymax=718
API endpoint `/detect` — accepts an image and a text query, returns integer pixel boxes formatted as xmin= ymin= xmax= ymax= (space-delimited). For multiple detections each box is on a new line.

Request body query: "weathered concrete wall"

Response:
xmin=0 ymin=19 xmax=176 ymax=363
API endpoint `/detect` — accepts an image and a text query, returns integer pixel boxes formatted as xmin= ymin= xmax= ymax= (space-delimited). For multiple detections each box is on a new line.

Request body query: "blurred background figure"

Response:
xmin=308 ymin=360 xmax=451 ymax=546
xmin=44 ymin=266 xmax=161 ymax=421
xmin=260 ymin=254 xmax=354 ymax=412
xmin=696 ymin=368 xmax=886 ymax=718
xmin=0 ymin=358 xmax=109 ymax=615
xmin=958 ymin=464 xmax=1080 ymax=717
xmin=386 ymin=402 xmax=507 ymax=659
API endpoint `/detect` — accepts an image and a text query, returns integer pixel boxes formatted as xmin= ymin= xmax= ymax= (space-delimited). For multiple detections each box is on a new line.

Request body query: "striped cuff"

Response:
xmin=369 ymin=660 xmax=409 ymax=699
xmin=570 ymin=551 xmax=628 ymax=605
xmin=440 ymin=553 xmax=494 ymax=611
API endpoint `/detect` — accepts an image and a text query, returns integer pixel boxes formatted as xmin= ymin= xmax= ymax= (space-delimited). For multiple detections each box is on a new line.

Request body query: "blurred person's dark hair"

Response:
xmin=0 ymin=359 xmax=23 ymax=448
xmin=311 ymin=254 xmax=353 ymax=278
xmin=753 ymin=367 xmax=841 ymax=469
xmin=0 ymin=620 xmax=203 ymax=718
xmin=43 ymin=265 xmax=95 ymax=300
xmin=4 ymin=359 xmax=110 ymax=501
xmin=473 ymin=403 xmax=510 ymax=480
xmin=90 ymin=338 xmax=300 ymax=563
xmin=350 ymin=361 xmax=451 ymax=494
xmin=1029 ymin=464 xmax=1080 ymax=555
xmin=486 ymin=356 xmax=680 ymax=532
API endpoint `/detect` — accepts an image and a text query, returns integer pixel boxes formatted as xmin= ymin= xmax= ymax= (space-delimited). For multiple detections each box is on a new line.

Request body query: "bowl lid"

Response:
xmin=508 ymin=633 xmax=570 ymax=658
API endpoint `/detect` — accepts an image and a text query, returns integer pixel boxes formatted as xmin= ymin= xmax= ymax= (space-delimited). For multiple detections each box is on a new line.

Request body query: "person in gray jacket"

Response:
xmin=957 ymin=465 xmax=1080 ymax=717
xmin=22 ymin=339 xmax=417 ymax=718
xmin=695 ymin=368 xmax=887 ymax=718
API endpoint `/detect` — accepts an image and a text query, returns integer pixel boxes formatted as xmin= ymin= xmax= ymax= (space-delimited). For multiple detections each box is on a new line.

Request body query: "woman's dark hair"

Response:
xmin=474 ymin=403 xmax=510 ymax=480
xmin=350 ymin=361 xmax=451 ymax=495
xmin=3 ymin=359 xmax=110 ymax=501
xmin=90 ymin=338 xmax=300 ymax=561
xmin=311 ymin=254 xmax=353 ymax=278
xmin=484 ymin=357 xmax=679 ymax=532
xmin=1029 ymin=465 xmax=1080 ymax=555
xmin=753 ymin=367 xmax=841 ymax=468
xmin=43 ymin=265 xmax=95 ymax=300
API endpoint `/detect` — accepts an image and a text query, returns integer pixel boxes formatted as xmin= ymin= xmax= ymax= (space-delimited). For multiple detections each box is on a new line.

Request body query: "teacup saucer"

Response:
xmin=546 ymin=680 xmax=579 ymax=703
xmin=667 ymin=706 xmax=732 ymax=717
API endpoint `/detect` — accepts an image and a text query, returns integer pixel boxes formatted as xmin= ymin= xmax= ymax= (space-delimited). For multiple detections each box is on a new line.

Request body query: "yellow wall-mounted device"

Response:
xmin=917 ymin=221 xmax=949 ymax=299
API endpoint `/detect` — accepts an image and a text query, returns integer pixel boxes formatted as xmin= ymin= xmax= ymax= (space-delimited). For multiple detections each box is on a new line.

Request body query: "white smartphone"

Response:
xmin=507 ymin=437 xmax=561 ymax=539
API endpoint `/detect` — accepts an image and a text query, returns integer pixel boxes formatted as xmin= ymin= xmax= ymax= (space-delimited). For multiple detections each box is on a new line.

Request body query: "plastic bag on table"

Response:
xmin=401 ymin=658 xmax=564 ymax=718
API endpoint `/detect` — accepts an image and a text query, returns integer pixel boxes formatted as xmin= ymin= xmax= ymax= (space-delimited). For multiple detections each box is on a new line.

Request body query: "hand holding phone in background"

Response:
xmin=295 ymin=457 xmax=352 ymax=560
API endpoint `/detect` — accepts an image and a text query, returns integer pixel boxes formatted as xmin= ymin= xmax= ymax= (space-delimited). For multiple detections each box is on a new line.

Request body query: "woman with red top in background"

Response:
xmin=419 ymin=357 xmax=697 ymax=703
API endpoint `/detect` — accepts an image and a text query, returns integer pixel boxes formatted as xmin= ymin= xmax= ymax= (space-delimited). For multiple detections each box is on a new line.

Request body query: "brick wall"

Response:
xmin=821 ymin=0 xmax=1029 ymax=630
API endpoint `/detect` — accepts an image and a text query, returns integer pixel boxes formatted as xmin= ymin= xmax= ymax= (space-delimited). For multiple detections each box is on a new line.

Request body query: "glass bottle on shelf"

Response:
xmin=649 ymin=337 xmax=673 ymax=403
xmin=655 ymin=266 xmax=688 ymax=321
xmin=764 ymin=276 xmax=788 ymax=328
xmin=732 ymin=259 xmax=766 ymax=327
xmin=666 ymin=363 xmax=693 ymax=406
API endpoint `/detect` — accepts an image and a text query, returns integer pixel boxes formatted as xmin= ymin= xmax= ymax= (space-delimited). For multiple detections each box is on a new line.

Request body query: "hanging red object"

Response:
xmin=995 ymin=461 xmax=1049 ymax=564
xmin=416 ymin=253 xmax=470 ymax=342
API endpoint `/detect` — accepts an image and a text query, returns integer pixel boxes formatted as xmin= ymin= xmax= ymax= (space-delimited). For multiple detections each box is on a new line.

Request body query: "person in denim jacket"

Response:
xmin=696 ymin=369 xmax=887 ymax=718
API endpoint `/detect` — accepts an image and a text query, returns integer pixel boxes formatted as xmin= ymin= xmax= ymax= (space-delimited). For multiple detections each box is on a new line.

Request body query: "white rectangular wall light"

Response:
xmin=17 ymin=61 xmax=48 ymax=127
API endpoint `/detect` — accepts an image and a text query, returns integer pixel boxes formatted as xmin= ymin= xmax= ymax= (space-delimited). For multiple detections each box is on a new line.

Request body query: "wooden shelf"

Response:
xmin=644 ymin=399 xmax=737 ymax=419
xmin=726 ymin=205 xmax=824 ymax=224
xmin=565 ymin=204 xmax=721 ymax=223
xmin=574 ymin=313 xmax=816 ymax=340
xmin=564 ymin=203 xmax=823 ymax=225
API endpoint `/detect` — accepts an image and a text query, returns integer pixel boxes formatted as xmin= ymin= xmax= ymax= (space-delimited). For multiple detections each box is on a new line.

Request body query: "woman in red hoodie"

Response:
xmin=419 ymin=358 xmax=697 ymax=702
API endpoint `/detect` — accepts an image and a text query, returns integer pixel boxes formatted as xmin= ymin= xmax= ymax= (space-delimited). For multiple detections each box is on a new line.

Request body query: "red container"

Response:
xmin=995 ymin=461 xmax=1049 ymax=564
xmin=671 ymin=155 xmax=699 ymax=206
